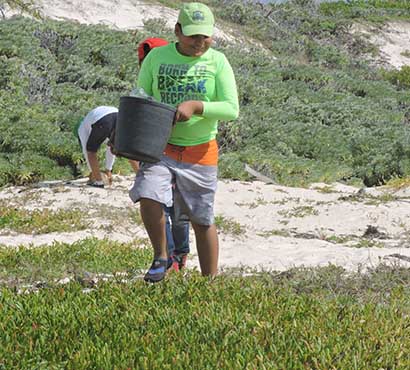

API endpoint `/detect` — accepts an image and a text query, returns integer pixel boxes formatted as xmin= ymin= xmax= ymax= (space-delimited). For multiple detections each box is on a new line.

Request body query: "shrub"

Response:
xmin=0 ymin=153 xmax=72 ymax=186
xmin=0 ymin=17 xmax=139 ymax=184
xmin=2 ymin=4 xmax=410 ymax=187
xmin=382 ymin=66 xmax=410 ymax=89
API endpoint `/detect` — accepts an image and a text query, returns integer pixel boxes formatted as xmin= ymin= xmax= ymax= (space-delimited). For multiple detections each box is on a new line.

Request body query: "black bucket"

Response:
xmin=114 ymin=96 xmax=176 ymax=163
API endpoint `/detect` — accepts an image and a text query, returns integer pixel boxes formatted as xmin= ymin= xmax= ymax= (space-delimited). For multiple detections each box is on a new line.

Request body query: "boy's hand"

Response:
xmin=175 ymin=101 xmax=203 ymax=122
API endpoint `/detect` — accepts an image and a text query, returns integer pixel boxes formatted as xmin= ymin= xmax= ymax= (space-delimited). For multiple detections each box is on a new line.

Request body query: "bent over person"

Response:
xmin=129 ymin=2 xmax=239 ymax=282
xmin=77 ymin=106 xmax=118 ymax=188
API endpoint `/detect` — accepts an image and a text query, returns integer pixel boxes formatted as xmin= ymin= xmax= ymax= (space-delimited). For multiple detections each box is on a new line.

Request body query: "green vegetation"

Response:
xmin=337 ymin=190 xmax=407 ymax=205
xmin=278 ymin=205 xmax=319 ymax=218
xmin=257 ymin=228 xmax=291 ymax=238
xmin=1 ymin=243 xmax=410 ymax=369
xmin=0 ymin=17 xmax=143 ymax=185
xmin=0 ymin=204 xmax=88 ymax=234
xmin=312 ymin=185 xmax=337 ymax=193
xmin=214 ymin=215 xmax=245 ymax=236
xmin=382 ymin=65 xmax=410 ymax=89
xmin=351 ymin=238 xmax=385 ymax=248
xmin=1 ymin=1 xmax=410 ymax=187
xmin=212 ymin=0 xmax=410 ymax=186
xmin=325 ymin=233 xmax=354 ymax=244
xmin=0 ymin=238 xmax=151 ymax=283
xmin=387 ymin=175 xmax=410 ymax=189
xmin=320 ymin=0 xmax=410 ymax=21
xmin=401 ymin=50 xmax=410 ymax=58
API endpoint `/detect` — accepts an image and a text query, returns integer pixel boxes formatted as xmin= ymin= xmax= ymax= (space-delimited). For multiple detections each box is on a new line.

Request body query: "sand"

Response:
xmin=1 ymin=176 xmax=410 ymax=272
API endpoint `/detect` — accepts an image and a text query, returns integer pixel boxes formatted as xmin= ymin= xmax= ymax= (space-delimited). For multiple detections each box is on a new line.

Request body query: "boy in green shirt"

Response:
xmin=129 ymin=2 xmax=239 ymax=282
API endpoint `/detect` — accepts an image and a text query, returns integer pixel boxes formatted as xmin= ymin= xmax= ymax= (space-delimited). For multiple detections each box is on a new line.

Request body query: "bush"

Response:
xmin=0 ymin=17 xmax=140 ymax=184
xmin=0 ymin=153 xmax=72 ymax=186
xmin=320 ymin=0 xmax=410 ymax=21
xmin=382 ymin=65 xmax=410 ymax=89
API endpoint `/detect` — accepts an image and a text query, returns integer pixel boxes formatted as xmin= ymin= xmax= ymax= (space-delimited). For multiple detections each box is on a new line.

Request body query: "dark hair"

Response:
xmin=142 ymin=43 xmax=151 ymax=60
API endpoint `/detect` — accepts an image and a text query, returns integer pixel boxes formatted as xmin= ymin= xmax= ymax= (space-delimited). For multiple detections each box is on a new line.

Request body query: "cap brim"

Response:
xmin=182 ymin=24 xmax=214 ymax=37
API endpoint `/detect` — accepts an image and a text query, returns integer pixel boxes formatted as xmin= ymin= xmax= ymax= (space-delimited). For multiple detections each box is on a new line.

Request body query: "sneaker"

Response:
xmin=171 ymin=253 xmax=188 ymax=272
xmin=144 ymin=258 xmax=169 ymax=283
xmin=86 ymin=180 xmax=104 ymax=188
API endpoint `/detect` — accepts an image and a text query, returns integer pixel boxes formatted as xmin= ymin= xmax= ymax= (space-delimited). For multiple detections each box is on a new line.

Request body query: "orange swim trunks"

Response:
xmin=164 ymin=139 xmax=218 ymax=166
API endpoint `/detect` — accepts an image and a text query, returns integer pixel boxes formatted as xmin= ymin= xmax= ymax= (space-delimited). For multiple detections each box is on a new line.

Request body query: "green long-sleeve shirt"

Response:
xmin=137 ymin=43 xmax=239 ymax=146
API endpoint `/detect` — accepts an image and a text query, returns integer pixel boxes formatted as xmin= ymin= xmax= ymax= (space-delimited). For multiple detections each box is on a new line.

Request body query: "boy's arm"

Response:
xmin=202 ymin=55 xmax=239 ymax=121
xmin=176 ymin=100 xmax=203 ymax=122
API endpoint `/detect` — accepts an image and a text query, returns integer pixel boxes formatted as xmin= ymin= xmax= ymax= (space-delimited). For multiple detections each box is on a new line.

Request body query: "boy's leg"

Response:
xmin=164 ymin=206 xmax=175 ymax=257
xmin=169 ymin=205 xmax=190 ymax=256
xmin=165 ymin=139 xmax=219 ymax=275
xmin=140 ymin=198 xmax=167 ymax=260
xmin=191 ymin=223 xmax=218 ymax=276
xmin=86 ymin=117 xmax=112 ymax=183
xmin=77 ymin=123 xmax=92 ymax=172
xmin=170 ymin=153 xmax=217 ymax=275
xmin=172 ymin=221 xmax=190 ymax=256
xmin=129 ymin=157 xmax=174 ymax=283
xmin=87 ymin=151 xmax=103 ymax=182
xmin=168 ymin=205 xmax=190 ymax=271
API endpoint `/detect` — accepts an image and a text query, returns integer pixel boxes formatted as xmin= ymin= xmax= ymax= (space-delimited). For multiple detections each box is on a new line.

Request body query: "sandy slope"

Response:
xmin=353 ymin=21 xmax=410 ymax=69
xmin=4 ymin=0 xmax=410 ymax=69
xmin=3 ymin=0 xmax=236 ymax=41
xmin=1 ymin=176 xmax=410 ymax=272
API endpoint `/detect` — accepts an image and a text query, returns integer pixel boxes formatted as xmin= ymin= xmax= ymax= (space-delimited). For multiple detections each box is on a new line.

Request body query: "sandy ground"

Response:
xmin=1 ymin=176 xmax=410 ymax=272
xmin=373 ymin=22 xmax=410 ymax=69
xmin=3 ymin=0 xmax=236 ymax=42
xmin=353 ymin=21 xmax=410 ymax=69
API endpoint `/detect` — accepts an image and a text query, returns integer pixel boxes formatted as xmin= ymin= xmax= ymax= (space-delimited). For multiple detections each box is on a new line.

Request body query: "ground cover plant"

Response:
xmin=1 ymin=240 xmax=410 ymax=369
xmin=0 ymin=238 xmax=151 ymax=284
xmin=320 ymin=0 xmax=410 ymax=21
xmin=1 ymin=1 xmax=410 ymax=187
xmin=0 ymin=204 xmax=87 ymax=234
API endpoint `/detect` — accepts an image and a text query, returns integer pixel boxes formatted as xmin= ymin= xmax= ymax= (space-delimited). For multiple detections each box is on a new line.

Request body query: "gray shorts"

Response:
xmin=129 ymin=155 xmax=217 ymax=225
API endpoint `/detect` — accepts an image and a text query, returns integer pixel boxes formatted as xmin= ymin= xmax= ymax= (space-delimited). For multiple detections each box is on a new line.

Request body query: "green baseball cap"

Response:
xmin=177 ymin=2 xmax=215 ymax=37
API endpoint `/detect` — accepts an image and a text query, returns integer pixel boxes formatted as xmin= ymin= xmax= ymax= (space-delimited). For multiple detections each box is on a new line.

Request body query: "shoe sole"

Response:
xmin=144 ymin=275 xmax=165 ymax=283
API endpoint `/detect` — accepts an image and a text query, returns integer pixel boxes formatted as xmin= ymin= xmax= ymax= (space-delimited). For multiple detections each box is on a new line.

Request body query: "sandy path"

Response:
xmin=1 ymin=176 xmax=410 ymax=272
